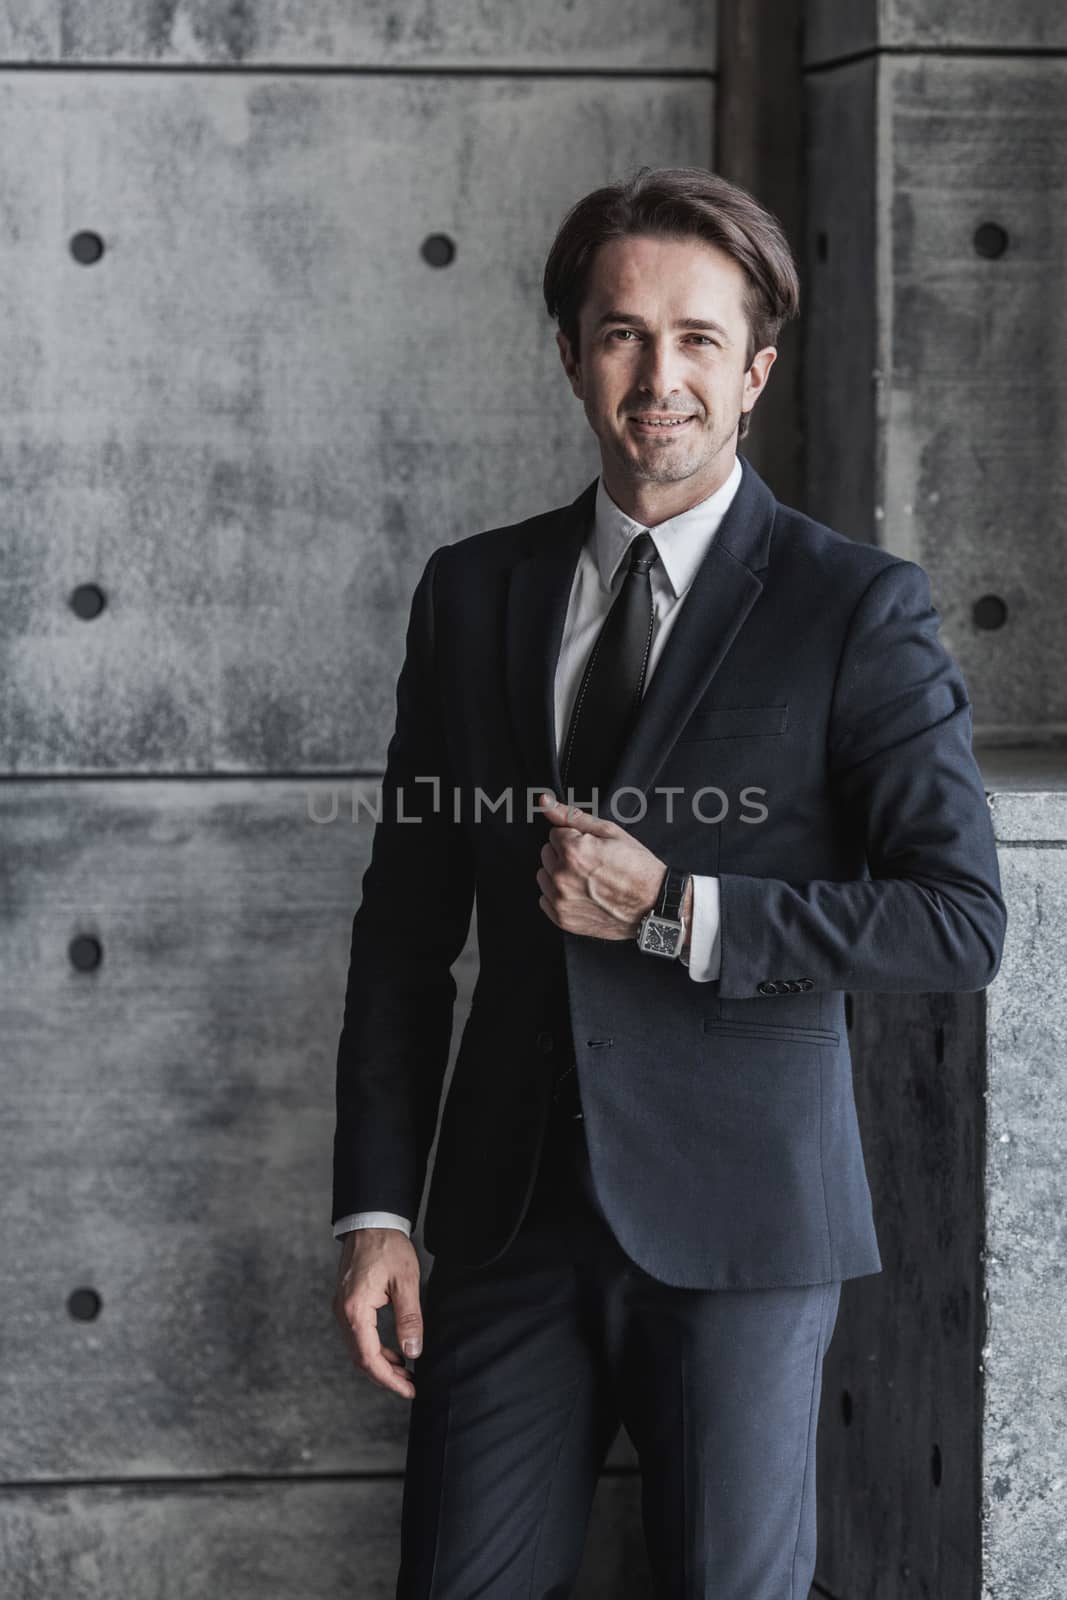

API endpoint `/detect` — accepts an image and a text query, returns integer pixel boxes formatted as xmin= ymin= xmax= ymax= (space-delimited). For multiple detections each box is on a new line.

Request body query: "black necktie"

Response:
xmin=560 ymin=530 xmax=659 ymax=801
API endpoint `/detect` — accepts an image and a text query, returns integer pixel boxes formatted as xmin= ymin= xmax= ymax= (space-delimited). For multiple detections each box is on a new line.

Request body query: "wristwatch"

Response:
xmin=636 ymin=866 xmax=692 ymax=959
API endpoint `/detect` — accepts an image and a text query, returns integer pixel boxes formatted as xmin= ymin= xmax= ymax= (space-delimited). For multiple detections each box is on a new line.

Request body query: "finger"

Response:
xmin=540 ymin=839 xmax=560 ymax=869
xmin=393 ymin=1288 xmax=424 ymax=1362
xmin=537 ymin=792 xmax=587 ymax=828
xmin=535 ymin=866 xmax=556 ymax=898
xmin=349 ymin=1300 xmax=416 ymax=1399
xmin=537 ymin=869 xmax=569 ymax=915
xmin=538 ymin=893 xmax=561 ymax=926
xmin=538 ymin=792 xmax=617 ymax=837
xmin=549 ymin=825 xmax=587 ymax=853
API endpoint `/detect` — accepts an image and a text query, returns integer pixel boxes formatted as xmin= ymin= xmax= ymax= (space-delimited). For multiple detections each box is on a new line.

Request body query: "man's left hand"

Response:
xmin=535 ymin=792 xmax=664 ymax=941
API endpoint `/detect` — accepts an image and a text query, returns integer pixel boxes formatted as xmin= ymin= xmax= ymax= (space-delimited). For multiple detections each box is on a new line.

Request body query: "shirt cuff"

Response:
xmin=680 ymin=874 xmax=721 ymax=982
xmin=333 ymin=1211 xmax=412 ymax=1239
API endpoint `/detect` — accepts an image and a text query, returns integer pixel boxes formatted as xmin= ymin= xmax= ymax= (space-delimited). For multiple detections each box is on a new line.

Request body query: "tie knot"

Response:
xmin=627 ymin=532 xmax=658 ymax=575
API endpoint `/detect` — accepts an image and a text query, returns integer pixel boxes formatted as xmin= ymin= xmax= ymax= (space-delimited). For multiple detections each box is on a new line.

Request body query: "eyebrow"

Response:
xmin=594 ymin=310 xmax=731 ymax=341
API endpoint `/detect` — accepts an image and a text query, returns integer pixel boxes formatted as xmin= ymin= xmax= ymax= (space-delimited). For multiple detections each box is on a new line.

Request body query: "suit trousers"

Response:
xmin=396 ymin=1085 xmax=842 ymax=1600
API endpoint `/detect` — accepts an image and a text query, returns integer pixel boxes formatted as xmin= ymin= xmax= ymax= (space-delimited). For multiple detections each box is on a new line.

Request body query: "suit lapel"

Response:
xmin=505 ymin=478 xmax=595 ymax=800
xmin=504 ymin=454 xmax=778 ymax=806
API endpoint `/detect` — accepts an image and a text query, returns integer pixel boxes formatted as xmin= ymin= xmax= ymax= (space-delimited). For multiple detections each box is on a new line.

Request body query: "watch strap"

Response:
xmin=655 ymin=866 xmax=689 ymax=922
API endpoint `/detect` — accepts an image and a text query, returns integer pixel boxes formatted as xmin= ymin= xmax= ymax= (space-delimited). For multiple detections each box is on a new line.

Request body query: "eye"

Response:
xmin=608 ymin=330 xmax=718 ymax=347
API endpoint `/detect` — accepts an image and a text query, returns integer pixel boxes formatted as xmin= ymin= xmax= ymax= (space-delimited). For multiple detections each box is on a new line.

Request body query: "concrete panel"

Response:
xmin=0 ymin=72 xmax=712 ymax=775
xmin=0 ymin=1 xmax=716 ymax=71
xmin=0 ymin=778 xmax=437 ymax=1480
xmin=0 ymin=778 xmax=641 ymax=1481
xmin=814 ymin=778 xmax=1067 ymax=1600
xmin=805 ymin=0 xmax=1067 ymax=64
xmin=805 ymin=56 xmax=1067 ymax=744
xmin=982 ymin=827 xmax=1067 ymax=1600
xmin=986 ymin=780 xmax=1067 ymax=837
xmin=882 ymin=58 xmax=1067 ymax=744
xmin=0 ymin=1472 xmax=654 ymax=1598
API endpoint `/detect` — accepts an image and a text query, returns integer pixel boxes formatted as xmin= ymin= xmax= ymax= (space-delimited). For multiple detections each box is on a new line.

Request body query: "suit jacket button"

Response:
xmin=757 ymin=981 xmax=776 ymax=995
xmin=785 ymin=980 xmax=801 ymax=992
xmin=801 ymin=978 xmax=814 ymax=990
xmin=536 ymin=1030 xmax=554 ymax=1054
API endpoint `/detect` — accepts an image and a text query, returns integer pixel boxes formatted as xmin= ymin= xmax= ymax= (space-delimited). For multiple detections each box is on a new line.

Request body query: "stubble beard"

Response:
xmin=608 ymin=412 xmax=734 ymax=486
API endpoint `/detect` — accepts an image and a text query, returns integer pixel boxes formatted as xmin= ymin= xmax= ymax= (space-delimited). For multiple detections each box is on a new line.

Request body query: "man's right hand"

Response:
xmin=333 ymin=1227 xmax=423 ymax=1401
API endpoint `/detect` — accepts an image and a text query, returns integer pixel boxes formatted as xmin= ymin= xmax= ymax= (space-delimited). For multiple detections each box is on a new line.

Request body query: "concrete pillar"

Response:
xmin=804 ymin=4 xmax=1066 ymax=1596
xmin=814 ymin=768 xmax=1066 ymax=1600
xmin=715 ymin=0 xmax=806 ymax=506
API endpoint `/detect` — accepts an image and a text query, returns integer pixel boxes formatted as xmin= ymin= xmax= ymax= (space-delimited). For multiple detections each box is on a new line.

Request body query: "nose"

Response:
xmin=633 ymin=338 xmax=689 ymax=408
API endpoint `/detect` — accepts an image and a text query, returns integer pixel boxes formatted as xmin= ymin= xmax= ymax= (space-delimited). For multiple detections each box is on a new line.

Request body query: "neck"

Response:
xmin=600 ymin=450 xmax=737 ymax=527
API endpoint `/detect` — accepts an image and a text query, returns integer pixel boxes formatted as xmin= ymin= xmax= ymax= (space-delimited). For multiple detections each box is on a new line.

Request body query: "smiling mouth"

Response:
xmin=629 ymin=415 xmax=697 ymax=434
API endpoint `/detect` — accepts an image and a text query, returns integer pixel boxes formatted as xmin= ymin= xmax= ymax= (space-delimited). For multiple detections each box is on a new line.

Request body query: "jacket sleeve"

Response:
xmin=716 ymin=557 xmax=1006 ymax=997
xmin=332 ymin=545 xmax=476 ymax=1226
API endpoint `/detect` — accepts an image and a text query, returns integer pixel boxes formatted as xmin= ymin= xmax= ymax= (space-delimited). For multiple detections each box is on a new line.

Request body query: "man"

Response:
xmin=331 ymin=167 xmax=1006 ymax=1598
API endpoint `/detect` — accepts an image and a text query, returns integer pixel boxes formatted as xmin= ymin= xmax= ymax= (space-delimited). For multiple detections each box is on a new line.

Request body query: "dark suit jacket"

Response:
xmin=332 ymin=453 xmax=1006 ymax=1290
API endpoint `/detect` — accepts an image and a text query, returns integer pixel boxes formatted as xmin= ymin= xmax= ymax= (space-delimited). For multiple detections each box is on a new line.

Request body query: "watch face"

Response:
xmin=640 ymin=916 xmax=682 ymax=956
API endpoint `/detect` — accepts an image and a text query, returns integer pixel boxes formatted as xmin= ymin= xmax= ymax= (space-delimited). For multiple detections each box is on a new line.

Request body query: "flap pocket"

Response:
xmin=679 ymin=703 xmax=789 ymax=741
xmin=703 ymin=1019 xmax=840 ymax=1046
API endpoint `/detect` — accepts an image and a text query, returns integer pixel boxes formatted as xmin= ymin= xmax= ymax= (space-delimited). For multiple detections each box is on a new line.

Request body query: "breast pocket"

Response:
xmin=677 ymin=703 xmax=789 ymax=742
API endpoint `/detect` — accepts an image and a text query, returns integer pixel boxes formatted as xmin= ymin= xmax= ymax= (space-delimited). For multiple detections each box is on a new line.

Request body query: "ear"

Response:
xmin=556 ymin=329 xmax=583 ymax=398
xmin=740 ymin=345 xmax=777 ymax=416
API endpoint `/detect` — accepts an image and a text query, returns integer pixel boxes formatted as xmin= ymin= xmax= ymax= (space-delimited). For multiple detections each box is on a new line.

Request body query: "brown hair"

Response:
xmin=542 ymin=165 xmax=800 ymax=439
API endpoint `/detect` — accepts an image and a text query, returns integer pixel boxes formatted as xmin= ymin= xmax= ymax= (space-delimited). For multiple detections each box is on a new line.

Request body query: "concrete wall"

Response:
xmin=805 ymin=1 xmax=1067 ymax=63
xmin=982 ymin=779 xmax=1067 ymax=1600
xmin=814 ymin=770 xmax=1067 ymax=1600
xmin=4 ymin=2 xmax=1063 ymax=1595
xmin=804 ymin=20 xmax=1067 ymax=747
xmin=0 ymin=67 xmax=713 ymax=774
xmin=804 ymin=3 xmax=1066 ymax=1596
xmin=0 ymin=7 xmax=715 ymax=1595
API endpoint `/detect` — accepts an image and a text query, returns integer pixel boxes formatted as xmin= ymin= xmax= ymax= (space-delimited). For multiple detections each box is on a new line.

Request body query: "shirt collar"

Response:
xmin=592 ymin=454 xmax=744 ymax=600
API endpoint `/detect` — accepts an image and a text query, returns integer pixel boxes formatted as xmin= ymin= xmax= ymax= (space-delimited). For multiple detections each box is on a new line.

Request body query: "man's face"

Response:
xmin=556 ymin=234 xmax=776 ymax=505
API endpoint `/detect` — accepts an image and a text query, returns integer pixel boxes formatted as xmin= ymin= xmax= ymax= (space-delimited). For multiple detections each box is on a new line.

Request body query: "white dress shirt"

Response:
xmin=335 ymin=455 xmax=743 ymax=1239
